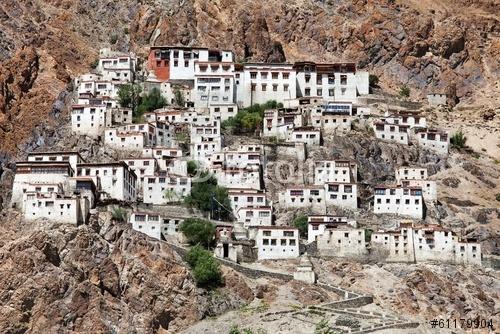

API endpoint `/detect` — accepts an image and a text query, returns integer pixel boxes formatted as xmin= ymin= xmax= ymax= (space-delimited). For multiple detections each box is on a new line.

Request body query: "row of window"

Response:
xmin=262 ymin=238 xmax=296 ymax=246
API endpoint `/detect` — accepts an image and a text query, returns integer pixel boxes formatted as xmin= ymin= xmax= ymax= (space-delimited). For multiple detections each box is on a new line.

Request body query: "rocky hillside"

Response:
xmin=1 ymin=0 xmax=499 ymax=154
xmin=0 ymin=210 xmax=248 ymax=333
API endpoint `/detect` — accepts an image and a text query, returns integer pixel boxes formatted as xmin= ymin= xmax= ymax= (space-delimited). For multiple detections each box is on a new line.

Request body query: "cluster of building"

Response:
xmin=372 ymin=111 xmax=450 ymax=155
xmin=10 ymin=45 xmax=481 ymax=268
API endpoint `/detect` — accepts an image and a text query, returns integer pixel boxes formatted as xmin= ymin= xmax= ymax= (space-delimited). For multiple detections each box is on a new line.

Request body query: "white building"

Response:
xmin=396 ymin=167 xmax=437 ymax=202
xmin=236 ymin=63 xmax=297 ymax=108
xmin=143 ymin=172 xmax=191 ymax=205
xmin=104 ymin=128 xmax=147 ymax=150
xmin=308 ymin=102 xmax=353 ymax=133
xmin=122 ymin=158 xmax=158 ymax=195
xmin=324 ymin=182 xmax=358 ymax=210
xmin=228 ymin=188 xmax=268 ymax=212
xmin=371 ymin=223 xmax=481 ymax=266
xmin=427 ymin=93 xmax=447 ymax=106
xmin=307 ymin=215 xmax=357 ymax=243
xmin=209 ymin=149 xmax=262 ymax=170
xmin=373 ymin=120 xmax=410 ymax=145
xmin=236 ymin=206 xmax=272 ymax=228
xmin=314 ymin=160 xmax=358 ymax=184
xmin=209 ymin=104 xmax=238 ymax=122
xmin=71 ymin=104 xmax=108 ymax=138
xmin=76 ymin=162 xmax=137 ymax=202
xmin=11 ymin=161 xmax=74 ymax=209
xmin=130 ymin=211 xmax=186 ymax=240
xmin=193 ymin=60 xmax=237 ymax=112
xmin=413 ymin=129 xmax=449 ymax=155
xmin=287 ymin=126 xmax=321 ymax=146
xmin=190 ymin=123 xmax=222 ymax=165
xmin=263 ymin=108 xmax=304 ymax=139
xmin=23 ymin=192 xmax=88 ymax=225
xmin=97 ymin=52 xmax=136 ymax=82
xmin=293 ymin=62 xmax=369 ymax=103
xmin=255 ymin=226 xmax=300 ymax=260
xmin=383 ymin=111 xmax=427 ymax=129
xmin=27 ymin=151 xmax=84 ymax=173
xmin=316 ymin=227 xmax=367 ymax=258
xmin=279 ymin=186 xmax=325 ymax=211
xmin=142 ymin=146 xmax=184 ymax=171
xmin=373 ymin=185 xmax=424 ymax=219
xmin=212 ymin=167 xmax=262 ymax=190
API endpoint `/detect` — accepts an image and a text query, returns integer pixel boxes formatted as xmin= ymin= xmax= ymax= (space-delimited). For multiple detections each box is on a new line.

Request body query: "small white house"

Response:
xmin=212 ymin=167 xmax=262 ymax=190
xmin=307 ymin=215 xmax=357 ymax=243
xmin=104 ymin=129 xmax=147 ymax=150
xmin=279 ymin=186 xmax=325 ymax=211
xmin=228 ymin=188 xmax=268 ymax=212
xmin=71 ymin=104 xmax=108 ymax=137
xmin=314 ymin=160 xmax=358 ymax=184
xmin=236 ymin=206 xmax=272 ymax=228
xmin=263 ymin=109 xmax=304 ymax=139
xmin=308 ymin=102 xmax=353 ymax=133
xmin=130 ymin=211 xmax=186 ymax=240
xmin=373 ymin=185 xmax=424 ymax=219
xmin=383 ymin=111 xmax=427 ymax=129
xmin=255 ymin=226 xmax=300 ymax=260
xmin=373 ymin=120 xmax=410 ymax=145
xmin=122 ymin=158 xmax=158 ymax=195
xmin=413 ymin=129 xmax=449 ymax=155
xmin=395 ymin=167 xmax=428 ymax=183
xmin=23 ymin=192 xmax=88 ymax=225
xmin=395 ymin=167 xmax=436 ymax=202
xmin=143 ymin=172 xmax=191 ymax=205
xmin=287 ymin=126 xmax=321 ymax=146
xmin=316 ymin=227 xmax=367 ymax=258
xmin=324 ymin=182 xmax=358 ymax=210
xmin=76 ymin=162 xmax=137 ymax=202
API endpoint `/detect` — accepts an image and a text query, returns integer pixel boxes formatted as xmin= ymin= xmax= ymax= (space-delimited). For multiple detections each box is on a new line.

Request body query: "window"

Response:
xmin=250 ymin=72 xmax=257 ymax=79
xmin=283 ymin=73 xmax=289 ymax=79
xmin=261 ymin=84 xmax=267 ymax=91
xmin=272 ymin=72 xmax=279 ymax=79
xmin=317 ymin=89 xmax=322 ymax=96
xmin=284 ymin=84 xmax=289 ymax=92
xmin=281 ymin=239 xmax=287 ymax=246
xmin=271 ymin=239 xmax=277 ymax=246
xmin=305 ymin=88 xmax=311 ymax=96
xmin=289 ymin=239 xmax=296 ymax=246
xmin=263 ymin=231 xmax=271 ymax=236
xmin=328 ymin=89 xmax=334 ymax=96
xmin=174 ymin=60 xmax=178 ymax=67
xmin=260 ymin=72 xmax=268 ymax=79
xmin=251 ymin=84 xmax=256 ymax=91
xmin=283 ymin=231 xmax=294 ymax=237
xmin=273 ymin=84 xmax=278 ymax=91
xmin=263 ymin=239 xmax=269 ymax=245
xmin=184 ymin=60 xmax=189 ymax=67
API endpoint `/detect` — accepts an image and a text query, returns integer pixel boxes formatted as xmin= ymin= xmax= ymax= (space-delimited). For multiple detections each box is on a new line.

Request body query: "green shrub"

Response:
xmin=223 ymin=100 xmax=281 ymax=134
xmin=364 ymin=229 xmax=373 ymax=242
xmin=90 ymin=58 xmax=99 ymax=69
xmin=185 ymin=245 xmax=221 ymax=288
xmin=180 ymin=218 xmax=216 ymax=248
xmin=293 ymin=215 xmax=308 ymax=239
xmin=137 ymin=87 xmax=167 ymax=116
xmin=399 ymin=85 xmax=410 ymax=98
xmin=495 ymin=193 xmax=500 ymax=202
xmin=450 ymin=130 xmax=467 ymax=148
xmin=369 ymin=74 xmax=379 ymax=87
xmin=111 ymin=207 xmax=127 ymax=222
xmin=173 ymin=87 xmax=185 ymax=106
xmin=117 ymin=83 xmax=142 ymax=112
xmin=315 ymin=319 xmax=334 ymax=334
xmin=110 ymin=34 xmax=118 ymax=44
xmin=187 ymin=160 xmax=198 ymax=176
xmin=184 ymin=172 xmax=232 ymax=221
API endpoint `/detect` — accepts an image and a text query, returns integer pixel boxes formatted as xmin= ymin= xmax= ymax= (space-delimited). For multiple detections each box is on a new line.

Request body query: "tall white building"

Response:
xmin=373 ymin=185 xmax=424 ymax=219
xmin=255 ymin=226 xmax=300 ymax=260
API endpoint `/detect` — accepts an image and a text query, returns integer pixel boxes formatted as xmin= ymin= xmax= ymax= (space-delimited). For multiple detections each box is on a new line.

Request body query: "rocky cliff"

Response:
xmin=0 ymin=210 xmax=247 ymax=333
xmin=0 ymin=0 xmax=499 ymax=154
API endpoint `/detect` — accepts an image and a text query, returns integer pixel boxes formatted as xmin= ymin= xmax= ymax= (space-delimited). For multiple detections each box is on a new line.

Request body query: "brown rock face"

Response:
xmin=0 ymin=0 xmax=498 ymax=153
xmin=0 ymin=211 xmax=206 ymax=333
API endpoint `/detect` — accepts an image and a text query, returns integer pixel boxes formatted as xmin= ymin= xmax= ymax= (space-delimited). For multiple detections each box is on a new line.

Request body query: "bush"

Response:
xmin=369 ymin=74 xmax=379 ymax=87
xmin=137 ymin=87 xmax=167 ymax=116
xmin=110 ymin=34 xmax=118 ymax=44
xmin=184 ymin=172 xmax=232 ymax=221
xmin=315 ymin=319 xmax=334 ymax=334
xmin=180 ymin=218 xmax=216 ymax=248
xmin=293 ymin=215 xmax=308 ymax=239
xmin=173 ymin=87 xmax=185 ymax=106
xmin=117 ymin=83 xmax=142 ymax=112
xmin=222 ymin=100 xmax=281 ymax=134
xmin=90 ymin=58 xmax=99 ymax=69
xmin=450 ymin=130 xmax=467 ymax=148
xmin=185 ymin=245 xmax=222 ymax=288
xmin=111 ymin=207 xmax=127 ymax=222
xmin=187 ymin=160 xmax=198 ymax=176
xmin=496 ymin=193 xmax=500 ymax=201
xmin=399 ymin=85 xmax=410 ymax=98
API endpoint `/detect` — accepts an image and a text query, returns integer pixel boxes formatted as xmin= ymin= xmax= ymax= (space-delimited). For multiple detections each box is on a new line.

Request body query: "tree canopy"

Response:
xmin=179 ymin=218 xmax=216 ymax=248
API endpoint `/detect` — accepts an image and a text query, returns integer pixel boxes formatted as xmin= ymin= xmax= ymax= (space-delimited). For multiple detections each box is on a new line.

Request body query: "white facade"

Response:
xmin=190 ymin=123 xmax=222 ymax=165
xmin=307 ymin=215 xmax=357 ymax=243
xmin=212 ymin=167 xmax=261 ymax=190
xmin=236 ymin=64 xmax=297 ymax=108
xmin=372 ymin=223 xmax=481 ymax=266
xmin=130 ymin=212 xmax=185 ymax=240
xmin=209 ymin=104 xmax=238 ymax=122
xmin=123 ymin=158 xmax=158 ymax=195
xmin=316 ymin=228 xmax=367 ymax=257
xmin=374 ymin=186 xmax=423 ymax=219
xmin=194 ymin=61 xmax=236 ymax=109
xmin=97 ymin=52 xmax=136 ymax=82
xmin=413 ymin=129 xmax=449 ymax=155
xmin=237 ymin=206 xmax=272 ymax=228
xmin=143 ymin=173 xmax=191 ymax=205
xmin=287 ymin=127 xmax=321 ymax=146
xmin=76 ymin=162 xmax=137 ymax=202
xmin=71 ymin=104 xmax=108 ymax=137
xmin=263 ymin=109 xmax=304 ymax=139
xmin=383 ymin=112 xmax=427 ymax=129
xmin=255 ymin=227 xmax=299 ymax=260
xmin=104 ymin=128 xmax=147 ymax=150
xmin=279 ymin=186 xmax=325 ymax=211
xmin=314 ymin=160 xmax=357 ymax=184
xmin=373 ymin=121 xmax=410 ymax=145
xmin=23 ymin=192 xmax=87 ymax=225
xmin=11 ymin=161 xmax=74 ymax=209
xmin=27 ymin=152 xmax=84 ymax=173
xmin=324 ymin=182 xmax=358 ymax=209
xmin=395 ymin=167 xmax=428 ymax=183
xmin=228 ymin=188 xmax=268 ymax=212
xmin=308 ymin=103 xmax=353 ymax=133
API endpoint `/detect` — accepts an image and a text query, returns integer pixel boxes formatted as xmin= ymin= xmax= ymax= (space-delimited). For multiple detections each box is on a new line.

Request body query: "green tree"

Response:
xmin=399 ymin=85 xmax=410 ymax=98
xmin=184 ymin=172 xmax=232 ymax=220
xmin=369 ymin=74 xmax=379 ymax=87
xmin=185 ymin=245 xmax=222 ymax=288
xmin=315 ymin=319 xmax=334 ymax=334
xmin=110 ymin=34 xmax=118 ymax=44
xmin=180 ymin=218 xmax=216 ymax=248
xmin=187 ymin=160 xmax=198 ymax=176
xmin=118 ymin=83 xmax=142 ymax=113
xmin=111 ymin=207 xmax=127 ymax=222
xmin=137 ymin=87 xmax=167 ymax=116
xmin=450 ymin=130 xmax=467 ymax=148
xmin=293 ymin=215 xmax=308 ymax=239
xmin=173 ymin=87 xmax=185 ymax=106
